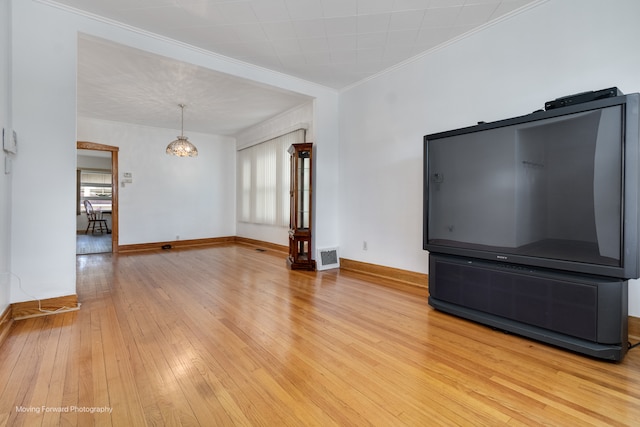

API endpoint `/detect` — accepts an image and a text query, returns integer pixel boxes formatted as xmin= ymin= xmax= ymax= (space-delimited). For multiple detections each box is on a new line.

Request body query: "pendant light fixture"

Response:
xmin=166 ymin=103 xmax=198 ymax=157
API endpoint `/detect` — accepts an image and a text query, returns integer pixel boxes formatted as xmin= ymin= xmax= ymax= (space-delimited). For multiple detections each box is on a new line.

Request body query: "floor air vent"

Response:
xmin=317 ymin=247 xmax=340 ymax=270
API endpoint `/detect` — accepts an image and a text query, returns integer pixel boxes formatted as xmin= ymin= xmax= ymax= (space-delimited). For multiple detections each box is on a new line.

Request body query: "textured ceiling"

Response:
xmin=78 ymin=35 xmax=312 ymax=136
xmin=51 ymin=0 xmax=541 ymax=136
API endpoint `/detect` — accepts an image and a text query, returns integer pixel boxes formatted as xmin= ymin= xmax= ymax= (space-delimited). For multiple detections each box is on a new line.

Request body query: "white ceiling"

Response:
xmin=77 ymin=35 xmax=313 ymax=136
xmin=50 ymin=0 xmax=541 ymax=136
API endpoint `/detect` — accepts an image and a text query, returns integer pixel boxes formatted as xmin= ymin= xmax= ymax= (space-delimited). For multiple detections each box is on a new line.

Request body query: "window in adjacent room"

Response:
xmin=77 ymin=169 xmax=112 ymax=215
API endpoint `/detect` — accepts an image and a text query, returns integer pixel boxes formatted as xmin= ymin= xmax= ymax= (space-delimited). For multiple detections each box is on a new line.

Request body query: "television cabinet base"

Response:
xmin=428 ymin=254 xmax=628 ymax=362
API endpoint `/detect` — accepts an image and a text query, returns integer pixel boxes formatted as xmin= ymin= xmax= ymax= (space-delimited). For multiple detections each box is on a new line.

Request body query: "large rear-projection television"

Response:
xmin=423 ymin=91 xmax=640 ymax=361
xmin=424 ymin=93 xmax=640 ymax=279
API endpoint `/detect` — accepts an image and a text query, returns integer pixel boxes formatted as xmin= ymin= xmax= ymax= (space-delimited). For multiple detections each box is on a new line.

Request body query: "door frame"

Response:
xmin=77 ymin=141 xmax=119 ymax=253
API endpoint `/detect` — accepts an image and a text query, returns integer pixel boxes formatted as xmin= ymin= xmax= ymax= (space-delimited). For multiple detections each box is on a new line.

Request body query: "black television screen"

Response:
xmin=424 ymin=93 xmax=640 ymax=279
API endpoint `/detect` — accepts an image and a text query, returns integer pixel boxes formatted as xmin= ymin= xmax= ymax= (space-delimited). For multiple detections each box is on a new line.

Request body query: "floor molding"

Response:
xmin=118 ymin=236 xmax=289 ymax=254
xmin=118 ymin=236 xmax=236 ymax=253
xmin=339 ymin=258 xmax=429 ymax=288
xmin=630 ymin=315 xmax=640 ymax=342
xmin=235 ymin=237 xmax=288 ymax=253
xmin=11 ymin=294 xmax=80 ymax=320
xmin=0 ymin=305 xmax=12 ymax=347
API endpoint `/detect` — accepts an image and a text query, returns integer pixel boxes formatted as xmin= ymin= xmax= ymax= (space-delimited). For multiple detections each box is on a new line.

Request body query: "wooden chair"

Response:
xmin=84 ymin=200 xmax=109 ymax=234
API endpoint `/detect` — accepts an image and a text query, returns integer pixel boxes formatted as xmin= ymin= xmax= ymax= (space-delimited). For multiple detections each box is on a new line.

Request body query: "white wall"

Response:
xmin=339 ymin=0 xmax=640 ymax=316
xmin=10 ymin=1 xmax=79 ymax=302
xmin=78 ymin=118 xmax=236 ymax=244
xmin=77 ymin=154 xmax=111 ymax=170
xmin=0 ymin=0 xmax=11 ymax=313
xmin=9 ymin=0 xmax=339 ymax=303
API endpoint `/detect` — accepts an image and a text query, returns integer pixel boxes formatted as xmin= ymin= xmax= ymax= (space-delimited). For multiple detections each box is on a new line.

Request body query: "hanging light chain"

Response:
xmin=179 ymin=103 xmax=185 ymax=137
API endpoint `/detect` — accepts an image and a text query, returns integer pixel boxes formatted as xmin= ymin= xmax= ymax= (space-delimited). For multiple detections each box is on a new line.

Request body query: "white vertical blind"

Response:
xmin=237 ymin=129 xmax=305 ymax=226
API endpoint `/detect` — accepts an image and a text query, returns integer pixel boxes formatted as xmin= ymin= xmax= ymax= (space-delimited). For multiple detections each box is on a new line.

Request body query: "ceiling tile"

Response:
xmin=357 ymin=32 xmax=388 ymax=50
xmin=179 ymin=3 xmax=228 ymax=26
xmin=284 ymin=0 xmax=324 ymax=20
xmin=261 ymin=21 xmax=298 ymax=40
xmin=278 ymin=53 xmax=307 ymax=66
xmin=465 ymin=0 xmax=502 ymax=4
xmin=328 ymin=34 xmax=358 ymax=51
xmin=271 ymin=38 xmax=302 ymax=55
xmin=292 ymin=19 xmax=327 ymax=38
xmin=331 ymin=50 xmax=358 ymax=64
xmin=393 ymin=0 xmax=436 ymax=10
xmin=322 ymin=0 xmax=358 ymax=18
xmin=117 ymin=0 xmax=174 ymax=9
xmin=324 ymin=16 xmax=358 ymax=36
xmin=216 ymin=2 xmax=259 ymax=24
xmin=387 ymin=29 xmax=419 ymax=45
xmin=457 ymin=3 xmax=499 ymax=26
xmin=356 ymin=0 xmax=395 ymax=15
xmin=297 ymin=37 xmax=330 ymax=53
xmin=422 ymin=6 xmax=462 ymax=28
xmin=357 ymin=13 xmax=392 ymax=33
xmin=389 ymin=10 xmax=426 ymax=31
xmin=304 ymin=51 xmax=332 ymax=65
xmin=357 ymin=47 xmax=385 ymax=63
xmin=232 ymin=23 xmax=268 ymax=42
xmin=429 ymin=0 xmax=465 ymax=7
xmin=250 ymin=0 xmax=290 ymax=22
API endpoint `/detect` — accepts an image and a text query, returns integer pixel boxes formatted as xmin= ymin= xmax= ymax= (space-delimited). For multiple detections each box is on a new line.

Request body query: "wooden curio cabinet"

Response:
xmin=287 ymin=143 xmax=316 ymax=271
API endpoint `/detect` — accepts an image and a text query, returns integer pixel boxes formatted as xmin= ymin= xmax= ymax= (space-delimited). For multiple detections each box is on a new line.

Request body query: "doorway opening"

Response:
xmin=76 ymin=141 xmax=119 ymax=254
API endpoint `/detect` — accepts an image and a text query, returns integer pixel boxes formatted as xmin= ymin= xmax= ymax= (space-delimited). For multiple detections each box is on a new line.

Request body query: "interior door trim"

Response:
xmin=77 ymin=141 xmax=119 ymax=253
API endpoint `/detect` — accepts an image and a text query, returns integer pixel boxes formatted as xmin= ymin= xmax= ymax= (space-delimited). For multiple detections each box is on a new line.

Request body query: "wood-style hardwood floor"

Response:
xmin=76 ymin=232 xmax=111 ymax=255
xmin=1 ymin=243 xmax=640 ymax=426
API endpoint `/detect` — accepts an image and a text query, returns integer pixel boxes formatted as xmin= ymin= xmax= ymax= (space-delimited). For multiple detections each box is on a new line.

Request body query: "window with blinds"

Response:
xmin=78 ymin=169 xmax=112 ymax=214
xmin=237 ymin=129 xmax=305 ymax=227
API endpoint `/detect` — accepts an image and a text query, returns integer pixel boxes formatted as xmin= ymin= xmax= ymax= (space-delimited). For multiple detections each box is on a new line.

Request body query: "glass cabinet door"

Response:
xmin=287 ymin=143 xmax=315 ymax=270
xmin=296 ymin=150 xmax=310 ymax=230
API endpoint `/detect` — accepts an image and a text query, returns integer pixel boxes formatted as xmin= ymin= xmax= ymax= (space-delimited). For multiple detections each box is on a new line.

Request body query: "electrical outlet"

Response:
xmin=176 ymin=235 xmax=180 ymax=240
xmin=363 ymin=241 xmax=367 ymax=251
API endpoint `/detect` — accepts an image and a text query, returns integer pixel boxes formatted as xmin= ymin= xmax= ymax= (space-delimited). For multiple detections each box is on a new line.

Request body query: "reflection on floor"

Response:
xmin=76 ymin=232 xmax=112 ymax=254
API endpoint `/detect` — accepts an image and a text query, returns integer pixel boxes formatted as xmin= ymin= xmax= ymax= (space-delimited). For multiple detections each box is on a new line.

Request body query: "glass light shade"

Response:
xmin=166 ymin=135 xmax=198 ymax=157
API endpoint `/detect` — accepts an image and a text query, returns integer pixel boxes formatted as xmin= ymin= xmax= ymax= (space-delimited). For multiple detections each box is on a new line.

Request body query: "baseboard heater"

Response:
xmin=428 ymin=253 xmax=628 ymax=361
